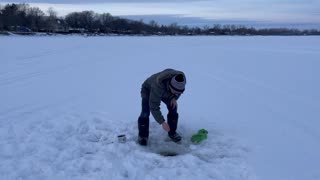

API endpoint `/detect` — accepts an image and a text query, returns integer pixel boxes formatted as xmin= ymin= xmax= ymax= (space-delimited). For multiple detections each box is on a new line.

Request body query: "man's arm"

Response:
xmin=149 ymin=85 xmax=165 ymax=125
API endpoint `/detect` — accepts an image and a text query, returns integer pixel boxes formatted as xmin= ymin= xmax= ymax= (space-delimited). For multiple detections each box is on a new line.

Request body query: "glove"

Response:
xmin=191 ymin=129 xmax=208 ymax=143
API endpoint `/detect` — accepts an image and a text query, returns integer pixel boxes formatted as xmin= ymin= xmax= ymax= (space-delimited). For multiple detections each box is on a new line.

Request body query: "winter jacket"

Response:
xmin=141 ymin=69 xmax=186 ymax=124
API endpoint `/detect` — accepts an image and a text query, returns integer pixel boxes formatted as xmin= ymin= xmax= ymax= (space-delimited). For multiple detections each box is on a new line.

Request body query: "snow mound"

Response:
xmin=0 ymin=108 xmax=255 ymax=180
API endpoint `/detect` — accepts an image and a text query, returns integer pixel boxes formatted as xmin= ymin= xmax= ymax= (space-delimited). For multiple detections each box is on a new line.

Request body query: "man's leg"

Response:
xmin=165 ymin=101 xmax=181 ymax=142
xmin=138 ymin=98 xmax=150 ymax=145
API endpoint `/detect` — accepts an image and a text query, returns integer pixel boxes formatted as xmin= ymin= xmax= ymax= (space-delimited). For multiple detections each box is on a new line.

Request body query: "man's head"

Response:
xmin=169 ymin=74 xmax=186 ymax=95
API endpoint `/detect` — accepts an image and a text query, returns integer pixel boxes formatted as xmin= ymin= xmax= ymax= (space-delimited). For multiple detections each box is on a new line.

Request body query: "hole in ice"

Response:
xmin=158 ymin=151 xmax=179 ymax=157
xmin=153 ymin=144 xmax=190 ymax=157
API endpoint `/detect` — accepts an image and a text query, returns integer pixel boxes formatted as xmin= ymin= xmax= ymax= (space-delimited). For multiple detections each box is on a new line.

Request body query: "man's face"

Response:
xmin=169 ymin=86 xmax=183 ymax=96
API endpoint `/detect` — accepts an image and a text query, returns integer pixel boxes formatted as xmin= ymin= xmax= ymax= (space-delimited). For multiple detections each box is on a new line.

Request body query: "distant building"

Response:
xmin=54 ymin=19 xmax=69 ymax=33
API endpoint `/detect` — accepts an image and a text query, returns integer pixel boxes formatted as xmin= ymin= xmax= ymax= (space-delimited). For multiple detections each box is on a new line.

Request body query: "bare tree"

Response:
xmin=168 ymin=23 xmax=179 ymax=35
xmin=47 ymin=7 xmax=57 ymax=17
xmin=65 ymin=11 xmax=95 ymax=32
xmin=100 ymin=13 xmax=113 ymax=24
xmin=26 ymin=7 xmax=45 ymax=31
xmin=98 ymin=13 xmax=113 ymax=32
xmin=0 ymin=5 xmax=3 ymax=30
xmin=149 ymin=20 xmax=158 ymax=28
xmin=46 ymin=7 xmax=58 ymax=32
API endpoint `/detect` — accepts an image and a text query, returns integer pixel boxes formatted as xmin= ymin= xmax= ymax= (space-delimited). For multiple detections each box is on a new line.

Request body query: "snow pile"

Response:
xmin=0 ymin=107 xmax=254 ymax=180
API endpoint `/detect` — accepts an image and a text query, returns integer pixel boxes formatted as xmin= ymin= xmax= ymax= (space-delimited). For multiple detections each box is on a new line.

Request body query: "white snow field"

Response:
xmin=1 ymin=36 xmax=320 ymax=180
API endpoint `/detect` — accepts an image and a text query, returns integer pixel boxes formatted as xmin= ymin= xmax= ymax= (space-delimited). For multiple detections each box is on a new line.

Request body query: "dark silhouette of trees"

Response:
xmin=1 ymin=3 xmax=319 ymax=36
xmin=0 ymin=5 xmax=3 ymax=30
xmin=46 ymin=7 xmax=58 ymax=32
xmin=27 ymin=7 xmax=45 ymax=31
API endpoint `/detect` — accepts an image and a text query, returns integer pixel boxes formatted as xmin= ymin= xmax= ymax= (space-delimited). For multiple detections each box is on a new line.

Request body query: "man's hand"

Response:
xmin=170 ymin=98 xmax=178 ymax=109
xmin=162 ymin=121 xmax=170 ymax=132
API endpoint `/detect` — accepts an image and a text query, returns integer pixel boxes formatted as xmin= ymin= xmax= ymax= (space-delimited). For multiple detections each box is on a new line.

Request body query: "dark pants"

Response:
xmin=138 ymin=97 xmax=178 ymax=138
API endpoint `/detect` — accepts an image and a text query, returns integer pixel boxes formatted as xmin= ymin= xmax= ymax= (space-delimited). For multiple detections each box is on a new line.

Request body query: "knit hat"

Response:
xmin=169 ymin=74 xmax=186 ymax=93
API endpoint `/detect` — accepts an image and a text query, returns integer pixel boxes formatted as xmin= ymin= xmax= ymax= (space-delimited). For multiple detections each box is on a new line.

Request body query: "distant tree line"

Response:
xmin=1 ymin=3 xmax=320 ymax=36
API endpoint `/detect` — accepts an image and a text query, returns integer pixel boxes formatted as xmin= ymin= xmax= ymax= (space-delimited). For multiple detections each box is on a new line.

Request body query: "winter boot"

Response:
xmin=168 ymin=132 xmax=182 ymax=143
xmin=138 ymin=117 xmax=149 ymax=146
xmin=167 ymin=113 xmax=181 ymax=143
xmin=138 ymin=136 xmax=148 ymax=146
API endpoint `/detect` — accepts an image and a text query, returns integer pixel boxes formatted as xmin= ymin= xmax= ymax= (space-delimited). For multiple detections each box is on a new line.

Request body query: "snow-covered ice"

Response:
xmin=0 ymin=36 xmax=320 ymax=180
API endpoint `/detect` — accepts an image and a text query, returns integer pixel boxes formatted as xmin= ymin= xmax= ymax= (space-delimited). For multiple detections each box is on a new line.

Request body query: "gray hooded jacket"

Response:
xmin=141 ymin=69 xmax=186 ymax=124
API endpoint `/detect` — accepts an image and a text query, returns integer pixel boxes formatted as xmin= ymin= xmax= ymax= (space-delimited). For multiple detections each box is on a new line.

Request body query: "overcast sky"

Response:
xmin=1 ymin=0 xmax=320 ymax=28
